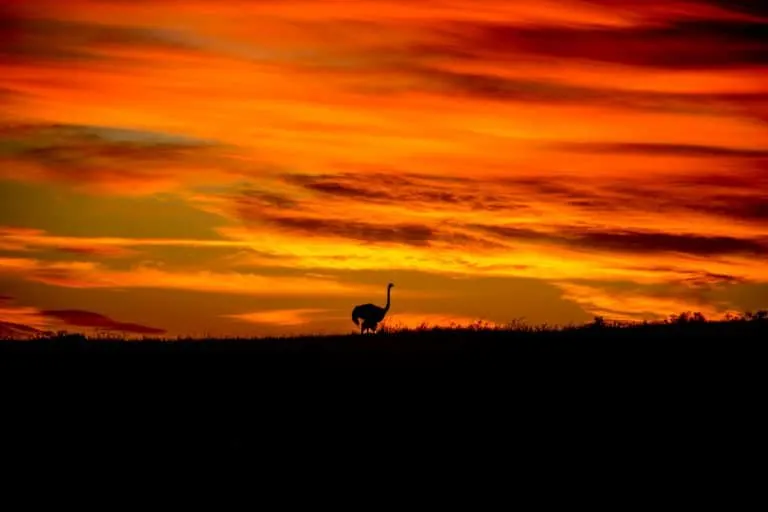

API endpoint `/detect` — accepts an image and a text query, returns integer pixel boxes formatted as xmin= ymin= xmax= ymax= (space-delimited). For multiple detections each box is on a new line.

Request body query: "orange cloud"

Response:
xmin=226 ymin=309 xmax=331 ymax=327
xmin=0 ymin=256 xmax=379 ymax=297
xmin=0 ymin=124 xmax=245 ymax=195
xmin=0 ymin=227 xmax=250 ymax=252
xmin=2 ymin=0 xmax=767 ymax=334
xmin=555 ymin=282 xmax=741 ymax=322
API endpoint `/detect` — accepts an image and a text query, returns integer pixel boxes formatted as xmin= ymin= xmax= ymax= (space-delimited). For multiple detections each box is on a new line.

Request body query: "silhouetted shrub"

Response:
xmin=669 ymin=311 xmax=707 ymax=324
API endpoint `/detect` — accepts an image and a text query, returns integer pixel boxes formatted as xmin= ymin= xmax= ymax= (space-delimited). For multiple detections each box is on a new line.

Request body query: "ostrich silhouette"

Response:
xmin=352 ymin=283 xmax=394 ymax=334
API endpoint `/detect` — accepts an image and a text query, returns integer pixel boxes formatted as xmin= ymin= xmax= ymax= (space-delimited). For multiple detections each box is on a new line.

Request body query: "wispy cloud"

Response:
xmin=0 ymin=256 xmax=380 ymax=297
xmin=0 ymin=124 xmax=239 ymax=195
xmin=0 ymin=300 xmax=53 ymax=338
xmin=226 ymin=308 xmax=330 ymax=327
xmin=2 ymin=0 xmax=767 ymax=333
xmin=555 ymin=281 xmax=741 ymax=322
xmin=40 ymin=309 xmax=166 ymax=335
xmin=473 ymin=225 xmax=768 ymax=257
xmin=0 ymin=295 xmax=165 ymax=336
xmin=439 ymin=19 xmax=768 ymax=70
xmin=556 ymin=142 xmax=768 ymax=158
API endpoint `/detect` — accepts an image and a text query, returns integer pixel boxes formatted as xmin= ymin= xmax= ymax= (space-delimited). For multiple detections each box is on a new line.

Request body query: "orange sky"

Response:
xmin=1 ymin=0 xmax=767 ymax=337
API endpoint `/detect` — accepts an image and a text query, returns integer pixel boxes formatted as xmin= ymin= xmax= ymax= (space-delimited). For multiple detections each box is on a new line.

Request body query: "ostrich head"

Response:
xmin=388 ymin=282 xmax=395 ymax=289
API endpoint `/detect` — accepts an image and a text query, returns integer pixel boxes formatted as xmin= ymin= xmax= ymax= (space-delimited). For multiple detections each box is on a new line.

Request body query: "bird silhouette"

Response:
xmin=352 ymin=283 xmax=394 ymax=334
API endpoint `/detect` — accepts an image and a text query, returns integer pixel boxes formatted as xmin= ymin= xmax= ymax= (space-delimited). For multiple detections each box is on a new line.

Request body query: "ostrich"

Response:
xmin=352 ymin=283 xmax=394 ymax=334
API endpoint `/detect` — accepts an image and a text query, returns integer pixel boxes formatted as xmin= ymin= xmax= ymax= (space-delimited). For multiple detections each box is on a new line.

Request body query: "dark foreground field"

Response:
xmin=2 ymin=317 xmax=766 ymax=373
xmin=2 ymin=318 xmax=766 ymax=467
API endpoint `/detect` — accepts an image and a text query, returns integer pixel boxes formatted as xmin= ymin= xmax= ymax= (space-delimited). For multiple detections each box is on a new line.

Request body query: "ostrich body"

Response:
xmin=352 ymin=283 xmax=394 ymax=334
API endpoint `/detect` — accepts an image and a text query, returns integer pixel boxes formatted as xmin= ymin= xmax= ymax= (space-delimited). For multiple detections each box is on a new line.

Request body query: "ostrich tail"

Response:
xmin=352 ymin=306 xmax=360 ymax=326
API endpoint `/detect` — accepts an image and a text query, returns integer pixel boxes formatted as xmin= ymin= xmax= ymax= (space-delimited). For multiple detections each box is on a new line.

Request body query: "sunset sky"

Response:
xmin=1 ymin=0 xmax=767 ymax=337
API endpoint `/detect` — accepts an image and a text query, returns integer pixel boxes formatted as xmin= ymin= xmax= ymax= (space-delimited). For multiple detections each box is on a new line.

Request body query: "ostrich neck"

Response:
xmin=384 ymin=287 xmax=391 ymax=312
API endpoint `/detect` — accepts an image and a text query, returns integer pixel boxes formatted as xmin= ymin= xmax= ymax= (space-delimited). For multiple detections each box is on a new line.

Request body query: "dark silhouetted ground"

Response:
xmin=1 ymin=317 xmax=765 ymax=467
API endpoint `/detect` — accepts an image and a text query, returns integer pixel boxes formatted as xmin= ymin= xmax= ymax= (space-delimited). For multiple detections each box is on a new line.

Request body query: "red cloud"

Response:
xmin=39 ymin=310 xmax=167 ymax=335
xmin=0 ymin=321 xmax=49 ymax=339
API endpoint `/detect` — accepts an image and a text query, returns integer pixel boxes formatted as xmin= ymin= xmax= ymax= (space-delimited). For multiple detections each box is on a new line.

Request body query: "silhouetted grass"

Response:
xmin=2 ymin=311 xmax=765 ymax=359
xmin=2 ymin=311 xmax=764 ymax=459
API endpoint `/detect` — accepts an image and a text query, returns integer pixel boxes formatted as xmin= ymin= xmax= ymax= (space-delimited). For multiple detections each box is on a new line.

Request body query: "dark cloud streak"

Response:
xmin=263 ymin=216 xmax=435 ymax=246
xmin=0 ymin=123 xmax=222 ymax=192
xmin=0 ymin=5 xmax=196 ymax=65
xmin=40 ymin=309 xmax=167 ymax=334
xmin=403 ymin=68 xmax=767 ymax=115
xmin=0 ymin=321 xmax=48 ymax=338
xmin=574 ymin=230 xmax=767 ymax=256
xmin=444 ymin=19 xmax=768 ymax=69
xmin=474 ymin=224 xmax=768 ymax=256
xmin=286 ymin=173 xmax=524 ymax=211
xmin=557 ymin=142 xmax=768 ymax=157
